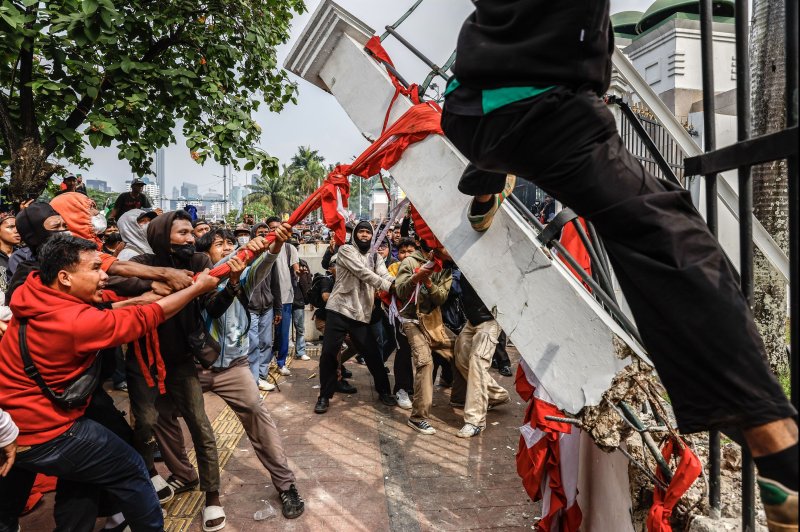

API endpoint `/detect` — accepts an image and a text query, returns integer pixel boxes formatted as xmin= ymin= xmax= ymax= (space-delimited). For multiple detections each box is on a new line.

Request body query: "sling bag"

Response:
xmin=18 ymin=319 xmax=102 ymax=410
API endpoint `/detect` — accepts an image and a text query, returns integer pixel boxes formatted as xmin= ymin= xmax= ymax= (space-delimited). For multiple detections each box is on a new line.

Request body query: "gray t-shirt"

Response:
xmin=275 ymin=243 xmax=299 ymax=305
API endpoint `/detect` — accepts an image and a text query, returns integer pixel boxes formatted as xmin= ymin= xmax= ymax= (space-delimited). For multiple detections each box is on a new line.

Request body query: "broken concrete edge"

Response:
xmin=285 ymin=0 xmax=375 ymax=92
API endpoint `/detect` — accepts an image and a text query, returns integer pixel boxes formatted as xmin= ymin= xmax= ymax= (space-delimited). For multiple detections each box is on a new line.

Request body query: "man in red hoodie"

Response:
xmin=0 ymin=234 xmax=219 ymax=531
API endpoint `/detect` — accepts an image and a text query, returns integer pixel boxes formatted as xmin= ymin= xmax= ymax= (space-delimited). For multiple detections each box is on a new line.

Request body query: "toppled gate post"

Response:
xmin=286 ymin=2 xmax=649 ymax=529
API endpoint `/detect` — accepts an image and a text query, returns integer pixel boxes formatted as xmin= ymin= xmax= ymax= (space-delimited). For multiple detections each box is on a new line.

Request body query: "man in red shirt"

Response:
xmin=0 ymin=234 xmax=218 ymax=530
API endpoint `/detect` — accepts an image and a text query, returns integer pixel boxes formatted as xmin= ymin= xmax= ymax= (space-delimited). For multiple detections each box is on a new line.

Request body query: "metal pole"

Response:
xmin=699 ymin=0 xmax=721 ymax=518
xmin=734 ymin=0 xmax=756 ymax=528
xmin=380 ymin=0 xmax=425 ymax=41
xmin=383 ymin=26 xmax=450 ymax=82
xmin=785 ymin=0 xmax=799 ymax=412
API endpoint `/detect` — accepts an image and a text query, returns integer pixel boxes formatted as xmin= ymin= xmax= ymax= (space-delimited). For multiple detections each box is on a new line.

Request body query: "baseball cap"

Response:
xmin=192 ymin=218 xmax=210 ymax=228
xmin=136 ymin=210 xmax=158 ymax=223
xmin=131 ymin=178 xmax=145 ymax=186
xmin=234 ymin=223 xmax=251 ymax=235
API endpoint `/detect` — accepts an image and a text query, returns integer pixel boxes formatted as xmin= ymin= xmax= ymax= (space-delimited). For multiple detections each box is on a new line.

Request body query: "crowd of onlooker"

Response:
xmin=0 ymin=179 xmax=516 ymax=531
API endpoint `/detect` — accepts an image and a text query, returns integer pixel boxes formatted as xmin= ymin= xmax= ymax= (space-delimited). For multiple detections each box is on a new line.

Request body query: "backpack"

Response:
xmin=308 ymin=273 xmax=330 ymax=309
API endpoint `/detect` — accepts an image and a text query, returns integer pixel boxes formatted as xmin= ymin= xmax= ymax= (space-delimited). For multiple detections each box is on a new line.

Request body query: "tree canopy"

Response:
xmin=0 ymin=0 xmax=305 ymax=200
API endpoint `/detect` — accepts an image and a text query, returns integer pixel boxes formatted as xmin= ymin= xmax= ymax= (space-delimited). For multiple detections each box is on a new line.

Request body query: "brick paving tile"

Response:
xmin=19 ymin=345 xmax=538 ymax=531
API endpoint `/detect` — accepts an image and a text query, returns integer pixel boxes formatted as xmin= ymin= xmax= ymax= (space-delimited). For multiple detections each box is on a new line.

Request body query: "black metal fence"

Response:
xmin=618 ymin=105 xmax=688 ymax=186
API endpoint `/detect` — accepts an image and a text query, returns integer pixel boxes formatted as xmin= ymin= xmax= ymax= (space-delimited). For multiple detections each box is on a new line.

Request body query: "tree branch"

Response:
xmin=0 ymin=95 xmax=19 ymax=154
xmin=18 ymin=36 xmax=38 ymax=140
xmin=19 ymin=3 xmax=40 ymax=140
xmin=42 ymin=26 xmax=188 ymax=156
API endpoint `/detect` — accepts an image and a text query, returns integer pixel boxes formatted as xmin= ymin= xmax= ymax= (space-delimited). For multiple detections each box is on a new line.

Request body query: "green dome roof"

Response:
xmin=611 ymin=11 xmax=643 ymax=35
xmin=636 ymin=0 xmax=735 ymax=34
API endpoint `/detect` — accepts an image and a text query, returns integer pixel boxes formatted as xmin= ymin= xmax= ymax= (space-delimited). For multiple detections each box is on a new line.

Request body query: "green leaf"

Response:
xmin=85 ymin=86 xmax=98 ymax=99
xmin=82 ymin=0 xmax=99 ymax=16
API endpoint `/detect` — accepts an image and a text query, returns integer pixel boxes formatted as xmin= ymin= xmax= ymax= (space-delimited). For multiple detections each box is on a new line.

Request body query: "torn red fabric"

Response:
xmin=516 ymin=361 xmax=582 ymax=532
xmin=208 ymin=36 xmax=442 ymax=276
xmin=647 ymin=438 xmax=702 ymax=532
xmin=410 ymin=204 xmax=443 ymax=253
xmin=364 ymin=35 xmax=421 ymax=130
xmin=558 ymin=218 xmax=592 ymax=286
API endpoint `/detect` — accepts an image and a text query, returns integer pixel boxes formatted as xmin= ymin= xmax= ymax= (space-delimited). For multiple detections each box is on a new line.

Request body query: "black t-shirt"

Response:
xmin=114 ymin=192 xmax=151 ymax=216
xmin=314 ymin=276 xmax=335 ymax=320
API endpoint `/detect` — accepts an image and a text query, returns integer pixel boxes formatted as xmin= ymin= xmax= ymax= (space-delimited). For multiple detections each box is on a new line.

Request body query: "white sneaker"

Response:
xmin=296 ymin=354 xmax=311 ymax=361
xmin=395 ymin=390 xmax=412 ymax=410
xmin=456 ymin=423 xmax=483 ymax=438
xmin=279 ymin=366 xmax=291 ymax=376
xmin=257 ymin=379 xmax=275 ymax=391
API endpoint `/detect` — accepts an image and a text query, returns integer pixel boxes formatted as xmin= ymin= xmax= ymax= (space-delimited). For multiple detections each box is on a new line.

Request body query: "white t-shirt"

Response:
xmin=275 ymin=243 xmax=299 ymax=305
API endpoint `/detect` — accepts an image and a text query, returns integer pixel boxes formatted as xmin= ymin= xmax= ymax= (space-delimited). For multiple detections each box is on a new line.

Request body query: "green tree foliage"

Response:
xmin=245 ymin=165 xmax=301 ymax=216
xmin=0 ymin=0 xmax=305 ymax=200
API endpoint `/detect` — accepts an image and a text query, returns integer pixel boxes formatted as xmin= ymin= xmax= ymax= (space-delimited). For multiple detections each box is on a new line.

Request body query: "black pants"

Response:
xmin=493 ymin=330 xmax=511 ymax=369
xmin=442 ymin=86 xmax=796 ymax=433
xmin=392 ymin=321 xmax=414 ymax=395
xmin=319 ymin=310 xmax=391 ymax=399
xmin=0 ymin=386 xmax=134 ymax=532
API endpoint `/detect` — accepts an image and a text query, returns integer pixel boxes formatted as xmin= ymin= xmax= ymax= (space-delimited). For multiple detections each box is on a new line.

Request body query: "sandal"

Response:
xmin=202 ymin=505 xmax=226 ymax=532
xmin=468 ymin=174 xmax=517 ymax=232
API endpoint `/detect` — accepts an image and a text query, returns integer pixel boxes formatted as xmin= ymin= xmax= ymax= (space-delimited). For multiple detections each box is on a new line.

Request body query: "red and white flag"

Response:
xmin=516 ymin=359 xmax=582 ymax=532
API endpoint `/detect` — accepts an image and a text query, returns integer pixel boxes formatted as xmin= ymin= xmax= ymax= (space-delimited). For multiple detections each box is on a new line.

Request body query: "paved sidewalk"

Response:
xmin=20 ymin=347 xmax=538 ymax=531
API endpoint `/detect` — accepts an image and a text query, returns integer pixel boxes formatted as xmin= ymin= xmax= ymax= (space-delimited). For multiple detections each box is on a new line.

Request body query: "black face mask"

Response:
xmin=171 ymin=243 xmax=195 ymax=261
xmin=354 ymin=236 xmax=371 ymax=253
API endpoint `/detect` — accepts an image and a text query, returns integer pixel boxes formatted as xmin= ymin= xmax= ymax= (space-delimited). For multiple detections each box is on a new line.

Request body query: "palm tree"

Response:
xmin=289 ymin=146 xmax=327 ymax=194
xmin=245 ymin=166 xmax=302 ymax=214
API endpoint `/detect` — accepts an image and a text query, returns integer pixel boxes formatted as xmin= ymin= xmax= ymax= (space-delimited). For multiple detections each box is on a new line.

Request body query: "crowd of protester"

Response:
xmin=0 ymin=186 xmax=516 ymax=531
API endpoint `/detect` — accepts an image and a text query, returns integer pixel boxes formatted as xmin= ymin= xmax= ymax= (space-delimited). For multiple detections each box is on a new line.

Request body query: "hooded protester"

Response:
xmin=50 ymin=192 xmax=194 ymax=294
xmin=105 ymin=209 xmax=232 ymax=530
xmin=154 ymin=222 xmax=306 ymax=521
xmin=117 ymin=209 xmax=154 ymax=261
xmin=6 ymin=202 xmax=69 ymax=303
xmin=314 ymin=220 xmax=398 ymax=414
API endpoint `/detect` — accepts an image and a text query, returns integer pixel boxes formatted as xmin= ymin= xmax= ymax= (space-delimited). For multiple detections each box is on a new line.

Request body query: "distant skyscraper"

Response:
xmin=230 ymin=186 xmax=245 ymax=212
xmin=251 ymin=173 xmax=258 ymax=187
xmin=155 ymin=148 xmax=166 ymax=210
xmin=171 ymin=186 xmax=179 ymax=200
xmin=181 ymin=182 xmax=199 ymax=199
xmin=85 ymin=179 xmax=109 ymax=192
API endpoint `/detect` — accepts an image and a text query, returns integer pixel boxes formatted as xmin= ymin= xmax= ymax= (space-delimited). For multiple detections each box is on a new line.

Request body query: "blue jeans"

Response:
xmin=15 ymin=417 xmax=163 ymax=531
xmin=292 ymin=307 xmax=306 ymax=358
xmin=273 ymin=303 xmax=293 ymax=368
xmin=247 ymin=308 xmax=275 ymax=381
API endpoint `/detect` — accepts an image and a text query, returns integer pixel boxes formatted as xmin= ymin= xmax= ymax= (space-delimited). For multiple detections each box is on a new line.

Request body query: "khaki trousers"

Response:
xmin=454 ymin=320 xmax=510 ymax=428
xmin=403 ymin=322 xmax=454 ymax=422
xmin=154 ymin=358 xmax=295 ymax=492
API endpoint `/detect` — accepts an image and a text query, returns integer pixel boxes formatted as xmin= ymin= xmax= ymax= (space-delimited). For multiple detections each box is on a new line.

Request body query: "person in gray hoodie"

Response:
xmin=314 ymin=220 xmax=397 ymax=414
xmin=246 ymin=222 xmax=282 ymax=390
xmin=116 ymin=208 xmax=154 ymax=261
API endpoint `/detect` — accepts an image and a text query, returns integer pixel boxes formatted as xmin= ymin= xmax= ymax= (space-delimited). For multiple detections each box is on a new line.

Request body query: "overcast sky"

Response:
xmin=69 ymin=0 xmax=652 ymax=195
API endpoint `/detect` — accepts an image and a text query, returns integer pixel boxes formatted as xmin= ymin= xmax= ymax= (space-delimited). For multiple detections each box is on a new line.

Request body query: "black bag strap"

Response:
xmin=18 ymin=319 xmax=69 ymax=406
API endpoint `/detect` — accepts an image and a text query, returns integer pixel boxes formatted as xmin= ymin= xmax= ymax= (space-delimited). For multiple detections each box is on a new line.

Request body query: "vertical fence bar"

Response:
xmin=699 ymin=0 xmax=722 ymax=518
xmin=786 ymin=0 xmax=799 ymax=412
xmin=733 ymin=0 xmax=757 ymax=529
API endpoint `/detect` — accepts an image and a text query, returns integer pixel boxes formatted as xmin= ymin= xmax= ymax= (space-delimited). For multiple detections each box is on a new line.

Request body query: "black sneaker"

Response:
xmin=499 ymin=366 xmax=513 ymax=377
xmin=279 ymin=484 xmax=305 ymax=519
xmin=314 ymin=396 xmax=329 ymax=414
xmin=336 ymin=380 xmax=357 ymax=394
xmin=340 ymin=366 xmax=353 ymax=379
xmin=407 ymin=418 xmax=436 ymax=435
xmin=167 ymin=475 xmax=199 ymax=495
xmin=379 ymin=394 xmax=397 ymax=407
